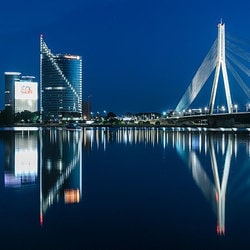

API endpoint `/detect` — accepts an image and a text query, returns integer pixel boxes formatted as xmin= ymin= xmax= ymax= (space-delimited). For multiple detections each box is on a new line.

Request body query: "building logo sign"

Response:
xmin=21 ymin=86 xmax=33 ymax=94
xmin=15 ymin=81 xmax=38 ymax=100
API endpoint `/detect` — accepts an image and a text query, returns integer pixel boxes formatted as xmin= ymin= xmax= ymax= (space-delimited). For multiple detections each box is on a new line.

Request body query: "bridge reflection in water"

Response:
xmin=1 ymin=127 xmax=250 ymax=235
xmin=84 ymin=127 xmax=250 ymax=235
xmin=175 ymin=131 xmax=233 ymax=235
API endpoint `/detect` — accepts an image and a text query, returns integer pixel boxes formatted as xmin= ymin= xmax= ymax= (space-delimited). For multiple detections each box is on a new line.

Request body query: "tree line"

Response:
xmin=0 ymin=107 xmax=40 ymax=125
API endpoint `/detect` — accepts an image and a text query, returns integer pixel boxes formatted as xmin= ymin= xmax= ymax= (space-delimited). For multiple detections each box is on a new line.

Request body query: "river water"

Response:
xmin=0 ymin=126 xmax=250 ymax=249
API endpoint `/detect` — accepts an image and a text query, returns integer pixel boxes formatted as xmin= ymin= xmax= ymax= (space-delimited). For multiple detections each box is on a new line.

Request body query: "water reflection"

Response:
xmin=1 ymin=127 xmax=250 ymax=236
xmin=39 ymin=128 xmax=83 ymax=226
xmin=83 ymin=127 xmax=250 ymax=235
xmin=0 ymin=127 xmax=83 ymax=227
xmin=3 ymin=129 xmax=38 ymax=187
xmin=175 ymin=132 xmax=234 ymax=235
xmin=83 ymin=127 xmax=168 ymax=150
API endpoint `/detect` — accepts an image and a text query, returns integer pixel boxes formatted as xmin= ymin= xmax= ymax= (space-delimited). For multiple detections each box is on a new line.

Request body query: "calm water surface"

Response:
xmin=0 ymin=126 xmax=250 ymax=249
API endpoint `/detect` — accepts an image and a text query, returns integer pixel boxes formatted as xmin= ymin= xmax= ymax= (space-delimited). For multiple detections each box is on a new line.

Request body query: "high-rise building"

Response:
xmin=15 ymin=76 xmax=38 ymax=113
xmin=4 ymin=72 xmax=21 ymax=109
xmin=40 ymin=35 xmax=82 ymax=122
xmin=4 ymin=72 xmax=38 ymax=113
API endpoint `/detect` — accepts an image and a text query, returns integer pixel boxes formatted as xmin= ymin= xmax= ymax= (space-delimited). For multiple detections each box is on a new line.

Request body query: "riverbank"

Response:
xmin=1 ymin=122 xmax=250 ymax=133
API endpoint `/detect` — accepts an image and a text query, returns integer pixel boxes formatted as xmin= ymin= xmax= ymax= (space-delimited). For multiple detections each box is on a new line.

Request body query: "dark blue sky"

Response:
xmin=1 ymin=0 xmax=250 ymax=114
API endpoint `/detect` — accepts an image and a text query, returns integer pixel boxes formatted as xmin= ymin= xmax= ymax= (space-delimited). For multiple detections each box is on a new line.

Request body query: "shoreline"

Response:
xmin=1 ymin=123 xmax=250 ymax=133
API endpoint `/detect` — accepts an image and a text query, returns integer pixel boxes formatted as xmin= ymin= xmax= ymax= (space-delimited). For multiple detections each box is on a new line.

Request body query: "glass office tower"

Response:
xmin=40 ymin=35 xmax=82 ymax=122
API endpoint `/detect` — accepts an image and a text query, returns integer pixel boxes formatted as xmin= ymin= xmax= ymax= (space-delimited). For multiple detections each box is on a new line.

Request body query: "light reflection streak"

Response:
xmin=4 ymin=130 xmax=38 ymax=187
xmin=2 ymin=127 xmax=250 ymax=232
xmin=174 ymin=132 xmax=235 ymax=235
xmin=209 ymin=135 xmax=232 ymax=235
xmin=39 ymin=129 xmax=83 ymax=226
xmin=81 ymin=127 xmax=250 ymax=235
xmin=175 ymin=130 xmax=250 ymax=236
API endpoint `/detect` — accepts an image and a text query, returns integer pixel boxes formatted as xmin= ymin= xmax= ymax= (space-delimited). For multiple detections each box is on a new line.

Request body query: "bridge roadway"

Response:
xmin=158 ymin=112 xmax=250 ymax=128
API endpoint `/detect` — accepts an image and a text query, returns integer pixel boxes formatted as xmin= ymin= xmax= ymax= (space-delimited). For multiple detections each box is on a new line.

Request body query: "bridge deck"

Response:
xmin=161 ymin=112 xmax=250 ymax=128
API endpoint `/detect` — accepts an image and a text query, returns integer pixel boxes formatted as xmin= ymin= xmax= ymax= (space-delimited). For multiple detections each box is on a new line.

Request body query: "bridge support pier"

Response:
xmin=209 ymin=22 xmax=233 ymax=114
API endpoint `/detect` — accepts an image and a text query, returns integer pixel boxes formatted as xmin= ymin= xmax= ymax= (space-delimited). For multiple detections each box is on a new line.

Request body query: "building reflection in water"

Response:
xmin=1 ymin=127 xmax=250 ymax=234
xmin=4 ymin=128 xmax=39 ymax=188
xmin=39 ymin=128 xmax=83 ymax=226
xmin=1 ymin=127 xmax=83 ymax=226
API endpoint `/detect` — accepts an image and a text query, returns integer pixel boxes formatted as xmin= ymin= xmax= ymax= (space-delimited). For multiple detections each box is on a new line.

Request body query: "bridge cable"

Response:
xmin=175 ymin=40 xmax=217 ymax=112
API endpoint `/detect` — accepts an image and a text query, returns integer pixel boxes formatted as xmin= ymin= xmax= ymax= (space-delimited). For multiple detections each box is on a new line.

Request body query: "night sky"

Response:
xmin=1 ymin=0 xmax=250 ymax=115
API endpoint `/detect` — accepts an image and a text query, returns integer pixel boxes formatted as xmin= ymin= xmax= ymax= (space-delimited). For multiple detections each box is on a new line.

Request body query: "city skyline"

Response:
xmin=1 ymin=0 xmax=250 ymax=114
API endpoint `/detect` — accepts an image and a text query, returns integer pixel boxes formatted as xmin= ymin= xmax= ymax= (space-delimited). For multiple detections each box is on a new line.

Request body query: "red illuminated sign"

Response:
xmin=21 ymin=86 xmax=33 ymax=94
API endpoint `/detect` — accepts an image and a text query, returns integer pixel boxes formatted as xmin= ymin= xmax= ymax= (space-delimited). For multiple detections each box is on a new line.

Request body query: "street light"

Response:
xmin=204 ymin=107 xmax=208 ymax=114
xmin=246 ymin=103 xmax=250 ymax=112
xmin=234 ymin=104 xmax=238 ymax=113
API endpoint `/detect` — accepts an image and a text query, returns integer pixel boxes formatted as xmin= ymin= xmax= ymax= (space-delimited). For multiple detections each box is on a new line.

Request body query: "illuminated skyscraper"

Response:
xmin=40 ymin=35 xmax=82 ymax=122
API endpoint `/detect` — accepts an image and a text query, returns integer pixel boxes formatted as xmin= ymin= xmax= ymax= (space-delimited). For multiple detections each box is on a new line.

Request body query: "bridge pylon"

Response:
xmin=209 ymin=22 xmax=233 ymax=114
xmin=174 ymin=22 xmax=235 ymax=115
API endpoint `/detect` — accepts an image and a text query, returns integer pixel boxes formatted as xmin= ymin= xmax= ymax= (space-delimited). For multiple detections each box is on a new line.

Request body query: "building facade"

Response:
xmin=4 ymin=72 xmax=21 ymax=110
xmin=4 ymin=72 xmax=38 ymax=113
xmin=40 ymin=35 xmax=82 ymax=122
xmin=15 ymin=76 xmax=38 ymax=113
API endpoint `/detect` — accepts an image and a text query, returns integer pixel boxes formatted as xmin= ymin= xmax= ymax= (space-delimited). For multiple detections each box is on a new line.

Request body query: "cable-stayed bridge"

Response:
xmin=161 ymin=21 xmax=250 ymax=127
